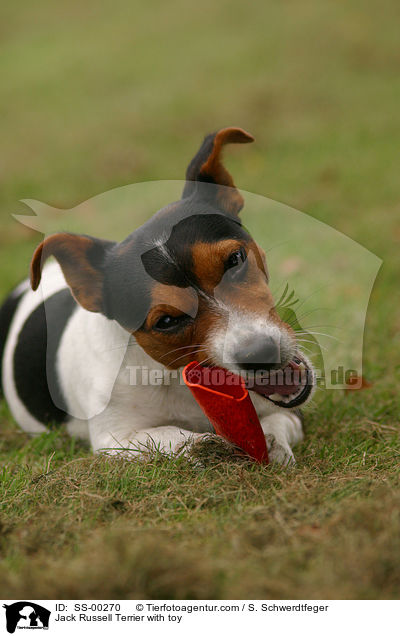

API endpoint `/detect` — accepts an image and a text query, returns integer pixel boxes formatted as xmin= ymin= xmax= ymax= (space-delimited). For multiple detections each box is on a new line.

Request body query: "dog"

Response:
xmin=0 ymin=127 xmax=315 ymax=464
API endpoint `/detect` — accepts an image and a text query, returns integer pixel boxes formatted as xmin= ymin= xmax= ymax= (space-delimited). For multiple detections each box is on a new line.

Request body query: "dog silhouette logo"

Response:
xmin=3 ymin=602 xmax=50 ymax=633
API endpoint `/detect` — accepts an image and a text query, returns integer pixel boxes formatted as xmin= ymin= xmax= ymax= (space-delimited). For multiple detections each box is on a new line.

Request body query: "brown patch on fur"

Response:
xmin=191 ymin=239 xmax=244 ymax=290
xmin=147 ymin=285 xmax=198 ymax=326
xmin=116 ymin=237 xmax=136 ymax=256
xmin=133 ymin=284 xmax=203 ymax=369
xmin=191 ymin=239 xmax=269 ymax=291
xmin=254 ymin=242 xmax=269 ymax=280
xmin=200 ymin=127 xmax=254 ymax=184
xmin=199 ymin=127 xmax=254 ymax=215
xmin=132 ymin=237 xmax=294 ymax=369
xmin=192 ymin=238 xmax=295 ymax=344
xmin=30 ymin=233 xmax=105 ymax=313
xmin=133 ymin=297 xmax=221 ymax=370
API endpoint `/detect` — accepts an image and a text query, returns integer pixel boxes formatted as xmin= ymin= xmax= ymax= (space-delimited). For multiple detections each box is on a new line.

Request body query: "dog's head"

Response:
xmin=30 ymin=127 xmax=315 ymax=408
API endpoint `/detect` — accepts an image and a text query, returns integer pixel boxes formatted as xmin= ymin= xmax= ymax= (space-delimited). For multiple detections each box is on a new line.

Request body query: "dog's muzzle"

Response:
xmin=243 ymin=353 xmax=315 ymax=409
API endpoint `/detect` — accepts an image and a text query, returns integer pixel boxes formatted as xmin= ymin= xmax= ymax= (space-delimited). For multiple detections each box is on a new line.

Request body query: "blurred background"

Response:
xmin=2 ymin=1 xmax=399 ymax=261
xmin=1 ymin=0 xmax=400 ymax=601
xmin=2 ymin=0 xmax=399 ymax=378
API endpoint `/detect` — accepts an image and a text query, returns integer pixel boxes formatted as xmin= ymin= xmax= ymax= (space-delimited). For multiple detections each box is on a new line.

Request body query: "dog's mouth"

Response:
xmin=244 ymin=354 xmax=314 ymax=409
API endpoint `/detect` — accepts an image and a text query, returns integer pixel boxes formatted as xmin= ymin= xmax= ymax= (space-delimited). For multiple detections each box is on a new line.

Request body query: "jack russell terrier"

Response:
xmin=0 ymin=128 xmax=315 ymax=464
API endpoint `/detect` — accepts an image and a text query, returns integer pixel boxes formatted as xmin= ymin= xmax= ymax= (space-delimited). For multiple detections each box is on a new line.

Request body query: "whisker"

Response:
xmin=169 ymin=347 xmax=209 ymax=366
xmin=296 ymin=345 xmax=313 ymax=355
xmin=294 ymin=331 xmax=340 ymax=342
xmin=193 ymin=355 xmax=214 ymax=367
xmin=296 ymin=345 xmax=320 ymax=359
xmin=285 ymin=306 xmax=330 ymax=325
xmin=159 ymin=343 xmax=207 ymax=360
xmin=286 ymin=282 xmax=336 ymax=313
xmin=296 ymin=338 xmax=328 ymax=351
xmin=295 ymin=323 xmax=342 ymax=331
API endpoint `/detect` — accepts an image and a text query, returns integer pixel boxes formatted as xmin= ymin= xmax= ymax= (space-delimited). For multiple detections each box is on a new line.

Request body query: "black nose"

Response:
xmin=235 ymin=336 xmax=282 ymax=371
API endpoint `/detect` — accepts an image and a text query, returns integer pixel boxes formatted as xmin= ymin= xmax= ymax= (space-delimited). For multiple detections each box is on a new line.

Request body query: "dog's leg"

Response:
xmin=88 ymin=415 xmax=206 ymax=459
xmin=260 ymin=412 xmax=304 ymax=466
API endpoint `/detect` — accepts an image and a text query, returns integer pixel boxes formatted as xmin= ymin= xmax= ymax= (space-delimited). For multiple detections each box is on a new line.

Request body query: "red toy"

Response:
xmin=183 ymin=361 xmax=269 ymax=464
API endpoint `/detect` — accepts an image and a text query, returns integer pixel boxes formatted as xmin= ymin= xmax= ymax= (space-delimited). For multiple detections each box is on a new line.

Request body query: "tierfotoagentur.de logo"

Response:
xmin=3 ymin=602 xmax=50 ymax=634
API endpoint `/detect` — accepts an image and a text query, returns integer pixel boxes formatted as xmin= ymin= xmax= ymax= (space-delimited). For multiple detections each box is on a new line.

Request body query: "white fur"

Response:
xmin=4 ymin=263 xmax=305 ymax=464
xmin=208 ymin=306 xmax=295 ymax=373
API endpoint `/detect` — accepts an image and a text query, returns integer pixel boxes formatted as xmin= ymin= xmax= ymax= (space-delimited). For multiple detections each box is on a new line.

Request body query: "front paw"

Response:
xmin=265 ymin=434 xmax=295 ymax=467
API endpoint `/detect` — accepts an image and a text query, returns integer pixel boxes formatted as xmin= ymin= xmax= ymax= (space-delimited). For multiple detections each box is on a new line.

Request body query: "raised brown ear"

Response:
xmin=30 ymin=232 xmax=115 ymax=313
xmin=182 ymin=127 xmax=254 ymax=215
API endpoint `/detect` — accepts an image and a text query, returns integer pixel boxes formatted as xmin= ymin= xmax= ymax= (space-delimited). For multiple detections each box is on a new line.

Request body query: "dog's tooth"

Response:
xmin=269 ymin=393 xmax=283 ymax=401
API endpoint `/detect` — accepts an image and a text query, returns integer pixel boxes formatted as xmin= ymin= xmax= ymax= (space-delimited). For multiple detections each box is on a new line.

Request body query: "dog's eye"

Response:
xmin=225 ymin=247 xmax=247 ymax=270
xmin=153 ymin=314 xmax=189 ymax=332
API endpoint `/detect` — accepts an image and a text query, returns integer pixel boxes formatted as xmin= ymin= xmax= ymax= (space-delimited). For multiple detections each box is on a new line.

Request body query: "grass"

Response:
xmin=1 ymin=0 xmax=400 ymax=599
xmin=1 ymin=393 xmax=400 ymax=599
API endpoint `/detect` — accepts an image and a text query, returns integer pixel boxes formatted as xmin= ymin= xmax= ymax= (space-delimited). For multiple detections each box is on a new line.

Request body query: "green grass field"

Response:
xmin=1 ymin=0 xmax=399 ymax=599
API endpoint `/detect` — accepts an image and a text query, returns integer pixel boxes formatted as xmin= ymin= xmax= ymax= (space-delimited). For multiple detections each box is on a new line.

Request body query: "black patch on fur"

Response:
xmin=141 ymin=214 xmax=248 ymax=286
xmin=86 ymin=235 xmax=116 ymax=270
xmin=0 ymin=286 xmax=26 ymax=395
xmin=141 ymin=248 xmax=188 ymax=287
xmin=182 ymin=132 xmax=216 ymax=198
xmin=13 ymin=289 xmax=77 ymax=425
xmin=103 ymin=210 xmax=250 ymax=330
